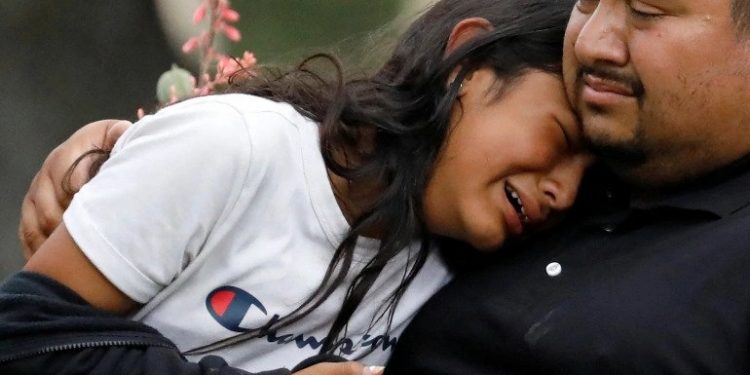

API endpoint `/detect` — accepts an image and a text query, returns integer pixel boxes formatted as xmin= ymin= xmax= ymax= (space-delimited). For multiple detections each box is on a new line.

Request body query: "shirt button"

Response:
xmin=546 ymin=262 xmax=562 ymax=277
xmin=602 ymin=224 xmax=616 ymax=233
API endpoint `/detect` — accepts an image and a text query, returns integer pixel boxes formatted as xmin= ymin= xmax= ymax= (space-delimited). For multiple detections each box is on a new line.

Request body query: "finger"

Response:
xmin=77 ymin=119 xmax=127 ymax=145
xmin=39 ymin=149 xmax=76 ymax=209
xmin=19 ymin=191 xmax=47 ymax=260
xmin=56 ymin=119 xmax=128 ymax=191
xmin=102 ymin=120 xmax=132 ymax=150
xmin=46 ymin=119 xmax=126 ymax=192
xmin=20 ymin=119 xmax=128 ymax=260
xmin=46 ymin=142 xmax=98 ymax=197
xmin=32 ymin=173 xmax=65 ymax=236
xmin=294 ymin=361 xmax=367 ymax=375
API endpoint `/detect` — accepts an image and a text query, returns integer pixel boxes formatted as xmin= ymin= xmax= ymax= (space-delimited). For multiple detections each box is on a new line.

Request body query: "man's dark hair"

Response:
xmin=732 ymin=0 xmax=750 ymax=35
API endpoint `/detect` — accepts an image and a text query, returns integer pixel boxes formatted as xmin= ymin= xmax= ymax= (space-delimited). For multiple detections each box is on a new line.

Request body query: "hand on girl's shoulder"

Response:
xmin=19 ymin=119 xmax=131 ymax=259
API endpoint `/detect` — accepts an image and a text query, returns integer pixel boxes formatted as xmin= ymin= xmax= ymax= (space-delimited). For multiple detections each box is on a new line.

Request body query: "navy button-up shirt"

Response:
xmin=387 ymin=159 xmax=750 ymax=374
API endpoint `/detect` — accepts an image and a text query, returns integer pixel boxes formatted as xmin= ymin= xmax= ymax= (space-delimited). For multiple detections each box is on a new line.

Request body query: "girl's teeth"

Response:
xmin=506 ymin=184 xmax=529 ymax=224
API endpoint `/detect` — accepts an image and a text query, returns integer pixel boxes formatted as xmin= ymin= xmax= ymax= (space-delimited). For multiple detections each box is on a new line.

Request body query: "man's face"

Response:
xmin=563 ymin=0 xmax=750 ymax=188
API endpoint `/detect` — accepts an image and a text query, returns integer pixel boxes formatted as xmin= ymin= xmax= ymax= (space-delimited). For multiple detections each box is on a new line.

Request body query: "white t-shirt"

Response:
xmin=63 ymin=94 xmax=451 ymax=372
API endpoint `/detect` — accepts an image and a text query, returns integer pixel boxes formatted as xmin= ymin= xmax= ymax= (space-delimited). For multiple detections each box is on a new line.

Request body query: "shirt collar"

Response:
xmin=576 ymin=154 xmax=750 ymax=233
xmin=629 ymin=154 xmax=750 ymax=218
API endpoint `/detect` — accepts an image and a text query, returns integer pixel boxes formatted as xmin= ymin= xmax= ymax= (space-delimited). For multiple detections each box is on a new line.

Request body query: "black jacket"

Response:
xmin=0 ymin=271 xmax=340 ymax=375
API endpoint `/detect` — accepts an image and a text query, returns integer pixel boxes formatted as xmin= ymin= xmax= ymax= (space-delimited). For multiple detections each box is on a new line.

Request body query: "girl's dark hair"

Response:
xmin=70 ymin=0 xmax=575 ymax=357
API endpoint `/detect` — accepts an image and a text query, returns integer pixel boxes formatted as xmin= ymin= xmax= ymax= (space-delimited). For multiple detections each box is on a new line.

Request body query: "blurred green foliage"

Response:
xmin=227 ymin=0 xmax=403 ymax=67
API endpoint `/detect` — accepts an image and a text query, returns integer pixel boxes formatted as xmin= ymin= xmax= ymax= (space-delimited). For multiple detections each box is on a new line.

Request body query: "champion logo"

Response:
xmin=204 ymin=285 xmax=399 ymax=354
xmin=206 ymin=286 xmax=267 ymax=332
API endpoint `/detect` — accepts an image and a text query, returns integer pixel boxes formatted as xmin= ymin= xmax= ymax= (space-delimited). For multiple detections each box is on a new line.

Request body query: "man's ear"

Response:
xmin=445 ymin=17 xmax=493 ymax=57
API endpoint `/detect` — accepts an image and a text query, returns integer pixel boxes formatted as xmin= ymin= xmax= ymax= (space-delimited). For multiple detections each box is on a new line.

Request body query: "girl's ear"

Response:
xmin=445 ymin=18 xmax=493 ymax=89
xmin=444 ymin=17 xmax=493 ymax=57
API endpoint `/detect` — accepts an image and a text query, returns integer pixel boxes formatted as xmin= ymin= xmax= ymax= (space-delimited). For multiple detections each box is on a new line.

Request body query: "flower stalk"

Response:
xmin=146 ymin=0 xmax=256 ymax=115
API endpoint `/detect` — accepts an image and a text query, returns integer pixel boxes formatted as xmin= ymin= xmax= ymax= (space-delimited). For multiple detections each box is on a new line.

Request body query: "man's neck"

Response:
xmin=630 ymin=152 xmax=750 ymax=201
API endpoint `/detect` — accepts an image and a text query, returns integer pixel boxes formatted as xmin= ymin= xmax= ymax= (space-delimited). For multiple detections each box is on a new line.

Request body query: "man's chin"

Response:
xmin=585 ymin=141 xmax=678 ymax=189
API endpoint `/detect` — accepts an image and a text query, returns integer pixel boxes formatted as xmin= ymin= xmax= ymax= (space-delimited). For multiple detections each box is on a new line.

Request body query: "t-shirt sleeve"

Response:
xmin=63 ymin=98 xmax=253 ymax=304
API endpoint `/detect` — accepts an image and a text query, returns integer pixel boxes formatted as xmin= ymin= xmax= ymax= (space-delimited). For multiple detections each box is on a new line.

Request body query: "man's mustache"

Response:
xmin=577 ymin=65 xmax=645 ymax=97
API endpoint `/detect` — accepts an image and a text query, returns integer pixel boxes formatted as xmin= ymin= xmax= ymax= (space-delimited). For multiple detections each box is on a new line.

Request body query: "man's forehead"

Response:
xmin=574 ymin=0 xmax=732 ymax=12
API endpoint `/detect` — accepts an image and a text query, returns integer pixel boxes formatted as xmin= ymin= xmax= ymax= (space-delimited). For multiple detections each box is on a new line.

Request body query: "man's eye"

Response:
xmin=629 ymin=1 xmax=664 ymax=19
xmin=575 ymin=0 xmax=598 ymax=13
xmin=630 ymin=9 xmax=661 ymax=19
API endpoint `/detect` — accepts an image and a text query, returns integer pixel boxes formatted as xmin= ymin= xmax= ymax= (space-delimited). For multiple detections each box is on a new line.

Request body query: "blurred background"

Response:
xmin=0 ymin=0 xmax=433 ymax=279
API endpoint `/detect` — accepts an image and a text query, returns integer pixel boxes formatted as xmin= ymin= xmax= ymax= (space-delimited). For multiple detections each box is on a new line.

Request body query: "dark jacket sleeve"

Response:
xmin=0 ymin=271 xmax=290 ymax=375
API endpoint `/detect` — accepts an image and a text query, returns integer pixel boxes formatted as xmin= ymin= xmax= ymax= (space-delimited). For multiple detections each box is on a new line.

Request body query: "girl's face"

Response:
xmin=423 ymin=70 xmax=593 ymax=251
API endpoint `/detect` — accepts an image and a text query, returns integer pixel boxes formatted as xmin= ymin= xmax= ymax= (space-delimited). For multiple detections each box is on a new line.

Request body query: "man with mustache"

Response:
xmin=384 ymin=0 xmax=750 ymax=373
xmin=14 ymin=0 xmax=750 ymax=373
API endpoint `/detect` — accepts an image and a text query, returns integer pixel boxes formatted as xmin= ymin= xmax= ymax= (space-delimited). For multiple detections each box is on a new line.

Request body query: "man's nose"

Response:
xmin=574 ymin=2 xmax=629 ymax=68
